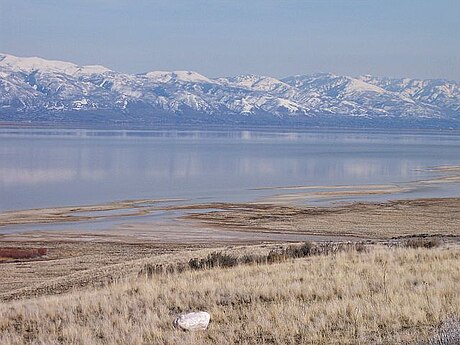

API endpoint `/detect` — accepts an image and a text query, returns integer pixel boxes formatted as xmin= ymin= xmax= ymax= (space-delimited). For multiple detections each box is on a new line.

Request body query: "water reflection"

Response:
xmin=0 ymin=129 xmax=459 ymax=211
xmin=0 ymin=168 xmax=76 ymax=186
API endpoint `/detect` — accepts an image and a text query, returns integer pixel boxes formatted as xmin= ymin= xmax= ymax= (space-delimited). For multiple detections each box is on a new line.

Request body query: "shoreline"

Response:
xmin=1 ymin=165 xmax=460 ymax=233
xmin=1 ymin=196 xmax=460 ymax=241
xmin=1 ymin=190 xmax=459 ymax=301
xmin=0 ymin=195 xmax=459 ymax=302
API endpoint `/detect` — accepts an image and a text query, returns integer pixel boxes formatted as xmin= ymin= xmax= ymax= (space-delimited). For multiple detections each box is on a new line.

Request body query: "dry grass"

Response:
xmin=0 ymin=241 xmax=183 ymax=300
xmin=0 ymin=246 xmax=459 ymax=345
xmin=0 ymin=241 xmax=361 ymax=301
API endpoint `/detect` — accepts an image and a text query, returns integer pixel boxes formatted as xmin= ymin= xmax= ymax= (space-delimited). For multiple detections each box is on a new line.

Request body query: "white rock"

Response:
xmin=173 ymin=311 xmax=211 ymax=331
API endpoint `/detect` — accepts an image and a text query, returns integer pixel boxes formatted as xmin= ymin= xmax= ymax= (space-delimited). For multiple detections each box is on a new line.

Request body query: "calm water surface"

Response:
xmin=1 ymin=128 xmax=460 ymax=212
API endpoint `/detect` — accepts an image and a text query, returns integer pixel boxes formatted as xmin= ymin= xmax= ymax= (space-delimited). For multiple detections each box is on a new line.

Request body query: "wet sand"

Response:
xmin=0 ymin=198 xmax=185 ymax=228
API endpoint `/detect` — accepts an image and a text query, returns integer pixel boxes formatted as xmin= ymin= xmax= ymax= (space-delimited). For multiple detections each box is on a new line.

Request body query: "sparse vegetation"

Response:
xmin=139 ymin=242 xmax=366 ymax=277
xmin=0 ymin=246 xmax=459 ymax=345
xmin=404 ymin=238 xmax=441 ymax=249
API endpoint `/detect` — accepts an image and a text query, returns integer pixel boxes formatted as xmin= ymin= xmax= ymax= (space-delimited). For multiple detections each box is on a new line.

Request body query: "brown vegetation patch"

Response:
xmin=0 ymin=247 xmax=47 ymax=260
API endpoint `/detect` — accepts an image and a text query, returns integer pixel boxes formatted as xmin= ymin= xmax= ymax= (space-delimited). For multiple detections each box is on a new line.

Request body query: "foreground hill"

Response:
xmin=0 ymin=245 xmax=458 ymax=344
xmin=1 ymin=53 xmax=459 ymax=128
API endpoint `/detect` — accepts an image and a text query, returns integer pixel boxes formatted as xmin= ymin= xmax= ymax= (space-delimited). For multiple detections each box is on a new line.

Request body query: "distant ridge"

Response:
xmin=1 ymin=53 xmax=459 ymax=128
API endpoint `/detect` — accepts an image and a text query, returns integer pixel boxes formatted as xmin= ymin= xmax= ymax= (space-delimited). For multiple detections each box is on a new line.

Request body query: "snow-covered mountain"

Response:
xmin=1 ymin=53 xmax=459 ymax=128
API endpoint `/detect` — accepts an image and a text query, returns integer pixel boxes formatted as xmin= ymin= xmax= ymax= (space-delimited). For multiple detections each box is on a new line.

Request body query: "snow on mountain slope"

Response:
xmin=145 ymin=71 xmax=213 ymax=84
xmin=283 ymin=73 xmax=386 ymax=95
xmin=217 ymin=74 xmax=292 ymax=93
xmin=0 ymin=54 xmax=119 ymax=112
xmin=282 ymin=73 xmax=443 ymax=118
xmin=0 ymin=53 xmax=459 ymax=127
xmin=0 ymin=53 xmax=112 ymax=76
xmin=359 ymin=75 xmax=460 ymax=114
xmin=76 ymin=65 xmax=112 ymax=75
xmin=0 ymin=53 xmax=80 ymax=75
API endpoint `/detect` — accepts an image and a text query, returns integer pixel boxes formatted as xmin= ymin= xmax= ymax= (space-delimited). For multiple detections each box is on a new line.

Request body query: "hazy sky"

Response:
xmin=1 ymin=0 xmax=459 ymax=80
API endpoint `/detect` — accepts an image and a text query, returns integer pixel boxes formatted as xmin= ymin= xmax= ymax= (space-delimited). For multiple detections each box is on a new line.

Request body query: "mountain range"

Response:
xmin=1 ymin=53 xmax=459 ymax=128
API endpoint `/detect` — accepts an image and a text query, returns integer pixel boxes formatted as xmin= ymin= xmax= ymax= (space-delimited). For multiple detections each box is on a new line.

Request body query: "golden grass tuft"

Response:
xmin=0 ymin=246 xmax=459 ymax=344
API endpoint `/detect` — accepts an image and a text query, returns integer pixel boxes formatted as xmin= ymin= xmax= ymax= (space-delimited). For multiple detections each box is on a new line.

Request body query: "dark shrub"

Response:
xmin=207 ymin=252 xmax=239 ymax=268
xmin=188 ymin=252 xmax=239 ymax=270
xmin=286 ymin=242 xmax=313 ymax=258
xmin=240 ymin=254 xmax=267 ymax=265
xmin=266 ymin=250 xmax=286 ymax=264
xmin=240 ymin=254 xmax=257 ymax=265
xmin=354 ymin=242 xmax=367 ymax=253
xmin=139 ymin=264 xmax=165 ymax=277
xmin=188 ymin=257 xmax=203 ymax=270
xmin=139 ymin=241 xmax=368 ymax=277
xmin=405 ymin=238 xmax=441 ymax=249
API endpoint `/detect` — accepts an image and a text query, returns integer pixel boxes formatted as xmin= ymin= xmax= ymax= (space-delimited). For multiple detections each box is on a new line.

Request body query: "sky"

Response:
xmin=1 ymin=0 xmax=459 ymax=80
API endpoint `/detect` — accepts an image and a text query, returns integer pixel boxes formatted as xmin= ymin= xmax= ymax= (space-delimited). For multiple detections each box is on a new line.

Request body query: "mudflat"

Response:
xmin=0 ymin=196 xmax=459 ymax=301
xmin=187 ymin=197 xmax=460 ymax=239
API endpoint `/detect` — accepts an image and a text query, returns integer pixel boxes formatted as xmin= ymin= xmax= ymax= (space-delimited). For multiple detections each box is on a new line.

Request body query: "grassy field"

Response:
xmin=0 ymin=245 xmax=459 ymax=345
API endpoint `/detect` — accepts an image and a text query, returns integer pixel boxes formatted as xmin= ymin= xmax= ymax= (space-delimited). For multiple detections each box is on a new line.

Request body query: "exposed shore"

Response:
xmin=0 ymin=196 xmax=459 ymax=301
xmin=186 ymin=197 xmax=460 ymax=239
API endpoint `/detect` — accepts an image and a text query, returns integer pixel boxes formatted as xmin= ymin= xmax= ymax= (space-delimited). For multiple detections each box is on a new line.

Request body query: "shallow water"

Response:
xmin=1 ymin=128 xmax=460 ymax=212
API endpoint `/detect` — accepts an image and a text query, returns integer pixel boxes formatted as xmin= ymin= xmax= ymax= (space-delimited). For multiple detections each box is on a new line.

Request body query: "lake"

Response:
xmin=1 ymin=128 xmax=460 ymax=212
